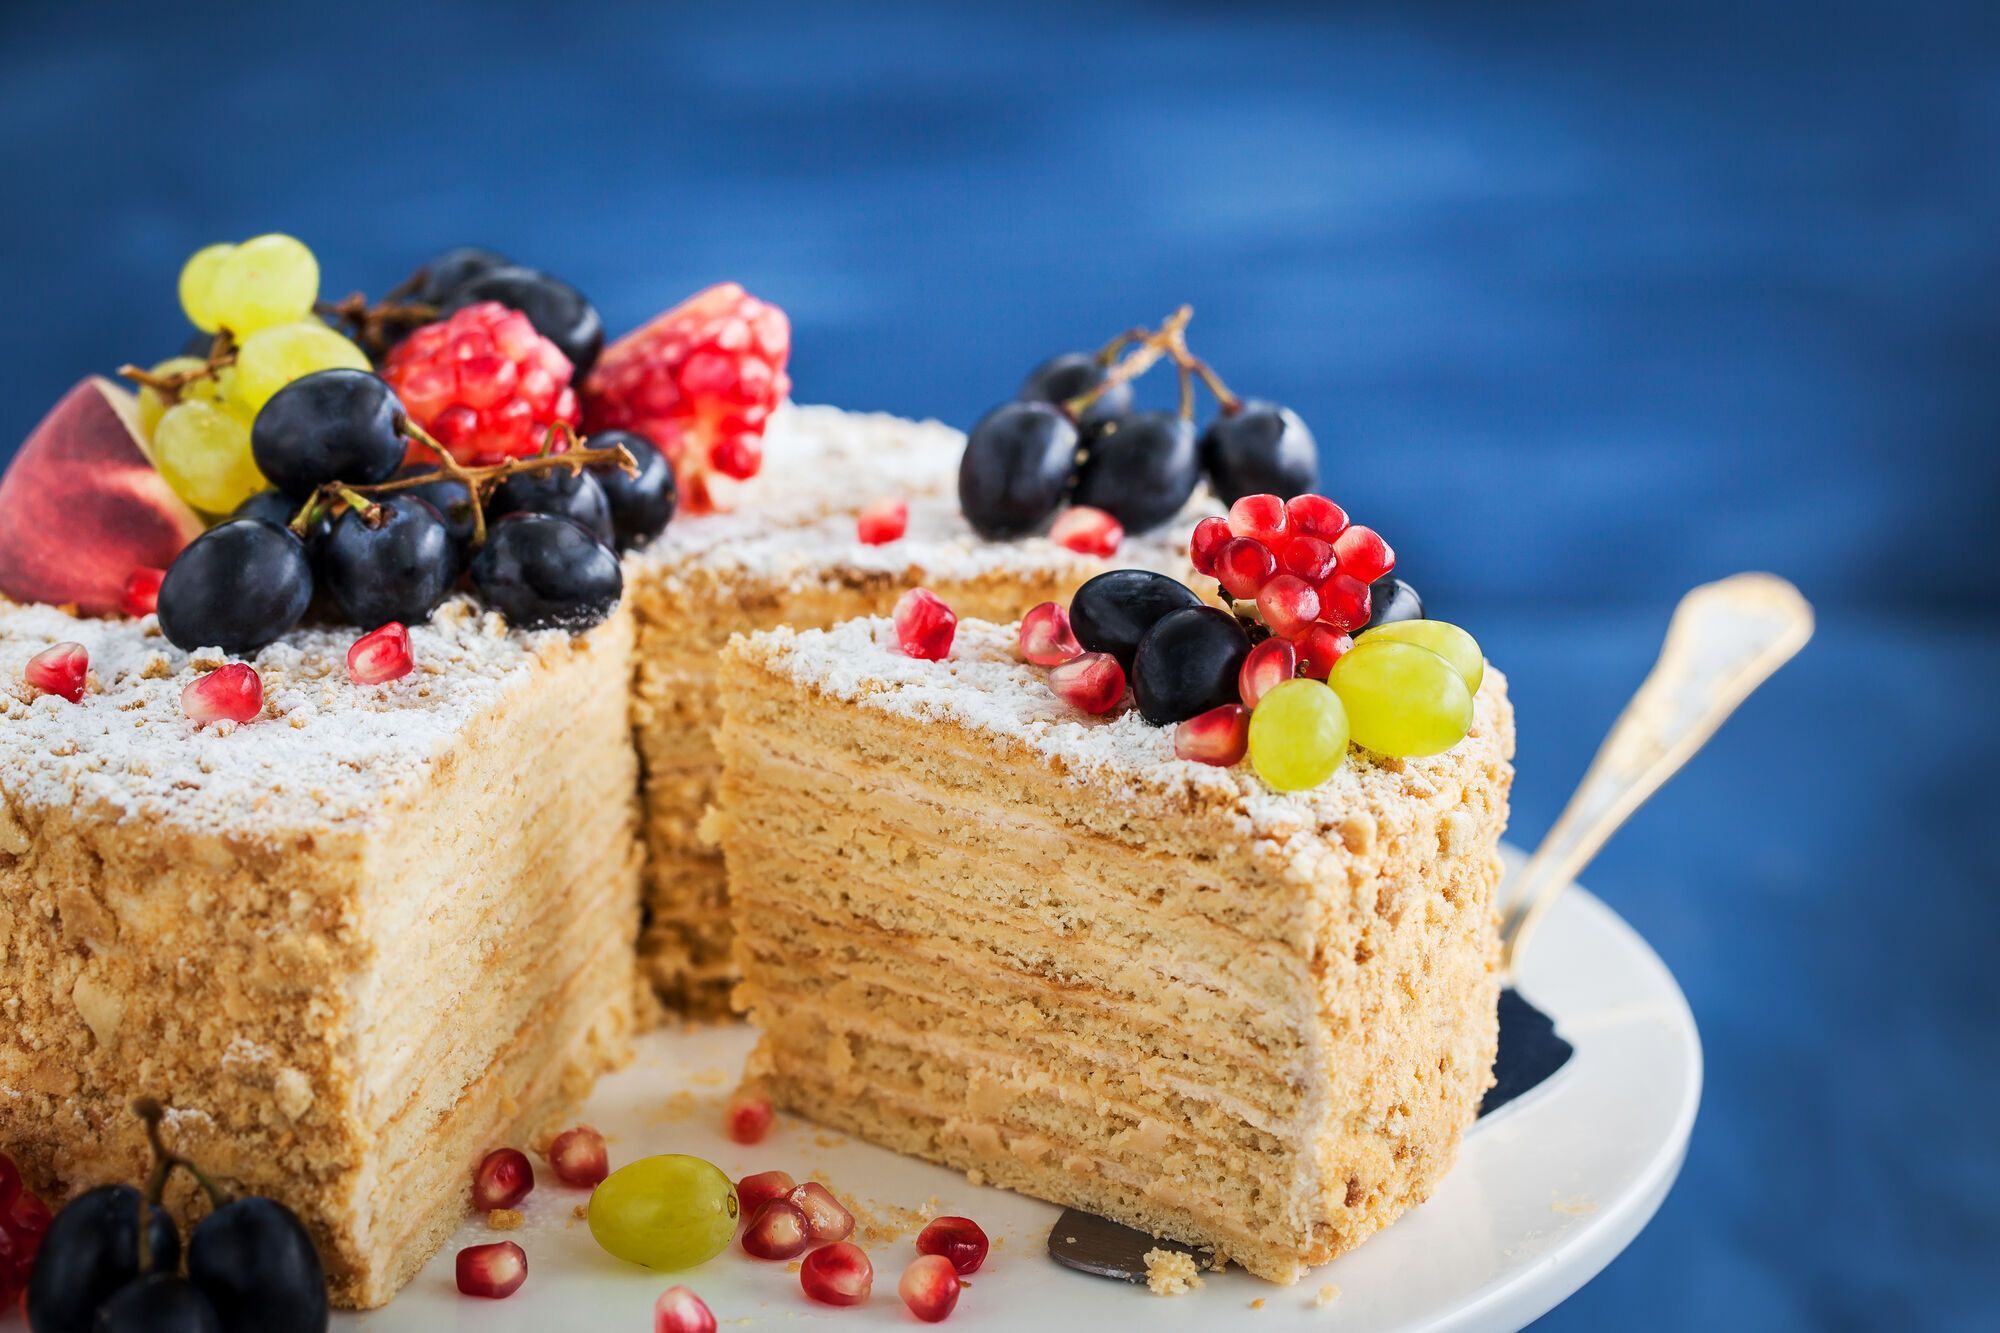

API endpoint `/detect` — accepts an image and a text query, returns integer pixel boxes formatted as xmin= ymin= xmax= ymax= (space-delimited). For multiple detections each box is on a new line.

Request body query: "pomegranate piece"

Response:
xmin=1175 ymin=703 xmax=1251 ymax=767
xmin=1049 ymin=505 xmax=1123 ymax=557
xmin=1278 ymin=535 xmax=1337 ymax=584
xmin=1017 ymin=601 xmax=1082 ymax=667
xmin=1214 ymin=536 xmax=1277 ymax=601
xmin=1331 ymin=524 xmax=1396 ymax=584
xmin=1238 ymin=636 xmax=1298 ymax=708
xmin=736 ymin=1169 xmax=795 ymax=1219
xmin=24 ymin=642 xmax=87 ymax=703
xmin=383 ymin=303 xmax=579 ymax=465
xmin=1188 ymin=515 xmax=1233 ymax=576
xmin=456 ymin=1240 xmax=527 ymax=1299
xmin=180 ymin=663 xmax=261 ymax=725
xmin=655 ymin=1285 xmax=717 ymax=1333
xmin=1295 ymin=623 xmax=1355 ymax=680
xmin=346 ymin=622 xmax=414 ymax=686
xmin=1285 ymin=494 xmax=1349 ymax=542
xmin=799 ymin=1241 xmax=872 ymax=1306
xmin=120 ymin=567 xmax=165 ymax=618
xmin=1227 ymin=492 xmax=1289 ymax=546
xmin=547 ymin=1126 xmax=609 ymax=1188
xmin=1316 ymin=573 xmax=1373 ymax=633
xmin=899 ymin=1254 xmax=962 ymax=1323
xmin=856 ymin=496 xmax=909 ymax=545
xmin=893 ymin=588 xmax=957 ymax=661
xmin=740 ymin=1199 xmax=811 ymax=1260
xmin=916 ymin=1215 xmax=990 ymax=1275
xmin=1256 ymin=573 xmax=1320 ymax=639
xmin=726 ymin=1095 xmax=773 ymax=1145
xmin=472 ymin=1148 xmax=534 ymax=1211
xmin=1048 ymin=651 xmax=1126 ymax=716
xmin=787 ymin=1181 xmax=855 ymax=1242
xmin=0 ymin=1153 xmax=19 ymax=1209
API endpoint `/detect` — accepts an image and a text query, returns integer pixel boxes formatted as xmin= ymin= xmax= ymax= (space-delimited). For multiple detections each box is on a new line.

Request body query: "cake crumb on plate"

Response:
xmin=1143 ymin=1248 xmax=1204 ymax=1296
xmin=1312 ymin=1283 xmax=1341 ymax=1308
xmin=487 ymin=1209 xmax=523 ymax=1231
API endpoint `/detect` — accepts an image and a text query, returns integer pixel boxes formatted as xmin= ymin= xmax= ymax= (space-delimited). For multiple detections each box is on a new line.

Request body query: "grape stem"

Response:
xmin=316 ymin=292 xmax=440 ymax=356
xmin=116 ymin=332 xmax=239 ymax=405
xmin=1063 ymin=305 xmax=1243 ymax=421
xmin=133 ymin=1096 xmax=233 ymax=1212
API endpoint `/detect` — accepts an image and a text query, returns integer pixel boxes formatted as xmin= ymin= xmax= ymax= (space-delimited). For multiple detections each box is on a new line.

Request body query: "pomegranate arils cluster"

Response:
xmin=383 ymin=302 xmax=580 ymax=465
xmin=900 ymin=1253 xmax=962 ymax=1323
xmin=346 ymin=622 xmax=414 ymax=686
xmin=893 ymin=587 xmax=957 ymax=660
xmin=24 ymin=641 xmax=87 ymax=703
xmin=547 ymin=1126 xmax=609 ymax=1188
xmin=181 ymin=663 xmax=261 ymax=725
xmin=456 ymin=1240 xmax=527 ymax=1299
xmin=655 ymin=1285 xmax=718 ymax=1333
xmin=472 ymin=1147 xmax=534 ymax=1211
xmin=1190 ymin=487 xmax=1392 ymax=657
xmin=799 ymin=1241 xmax=873 ymax=1306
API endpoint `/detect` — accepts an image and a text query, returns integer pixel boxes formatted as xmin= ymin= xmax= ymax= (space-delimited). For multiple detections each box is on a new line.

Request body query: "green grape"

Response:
xmin=1357 ymin=619 xmax=1485 ymax=694
xmin=203 ymin=233 xmax=318 ymax=335
xmin=1248 ymin=678 xmax=1349 ymax=791
xmin=230 ymin=321 xmax=370 ymax=416
xmin=178 ymin=243 xmax=235 ymax=333
xmin=1330 ymin=639 xmax=1474 ymax=758
xmin=588 ymin=1155 xmax=738 ymax=1271
xmin=152 ymin=400 xmax=267 ymax=514
xmin=135 ymin=357 xmax=208 ymax=439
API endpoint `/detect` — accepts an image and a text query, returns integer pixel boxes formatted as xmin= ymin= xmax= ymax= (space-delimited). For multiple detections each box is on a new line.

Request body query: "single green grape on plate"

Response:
xmin=230 ymin=321 xmax=371 ymax=416
xmin=152 ymin=400 xmax=267 ymax=515
xmin=1248 ymin=677 xmax=1349 ymax=791
xmin=1356 ymin=618 xmax=1484 ymax=693
xmin=1331 ymin=639 xmax=1474 ymax=758
xmin=588 ymin=1154 xmax=738 ymax=1271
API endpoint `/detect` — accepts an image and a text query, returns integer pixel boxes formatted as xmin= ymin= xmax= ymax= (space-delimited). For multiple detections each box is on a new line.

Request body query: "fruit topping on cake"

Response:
xmin=23 ymin=642 xmax=88 ymax=704
xmin=892 ymin=587 xmax=957 ymax=661
xmin=380 ymin=302 xmax=581 ymax=465
xmin=855 ymin=496 xmax=909 ymax=545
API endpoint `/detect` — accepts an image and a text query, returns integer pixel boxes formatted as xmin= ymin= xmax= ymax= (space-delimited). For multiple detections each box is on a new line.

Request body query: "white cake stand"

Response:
xmin=347 ymin=861 xmax=1698 ymax=1332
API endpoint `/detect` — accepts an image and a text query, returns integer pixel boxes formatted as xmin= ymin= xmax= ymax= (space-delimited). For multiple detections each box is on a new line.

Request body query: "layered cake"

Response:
xmin=715 ymin=602 xmax=1511 ymax=1282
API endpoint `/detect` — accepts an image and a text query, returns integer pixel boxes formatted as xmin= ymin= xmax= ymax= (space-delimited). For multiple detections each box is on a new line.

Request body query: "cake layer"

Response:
xmin=716 ymin=616 xmax=1513 ymax=1282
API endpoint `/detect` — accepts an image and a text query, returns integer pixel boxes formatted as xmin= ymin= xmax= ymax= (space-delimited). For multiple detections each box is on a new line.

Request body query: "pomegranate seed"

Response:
xmin=180 ymin=663 xmax=261 ymax=725
xmin=893 ymin=588 xmax=957 ymax=660
xmin=1018 ymin=602 xmax=1083 ymax=666
xmin=736 ymin=1169 xmax=796 ymax=1219
xmin=547 ymin=1126 xmax=609 ymax=1188
xmin=1239 ymin=637 xmax=1298 ymax=708
xmin=856 ymin=497 xmax=908 ymax=545
xmin=346 ymin=622 xmax=414 ymax=686
xmin=472 ymin=1148 xmax=534 ymax=1211
xmin=1228 ymin=493 xmax=1289 ymax=545
xmin=1317 ymin=574 xmax=1373 ymax=632
xmin=900 ymin=1254 xmax=962 ymax=1323
xmin=1256 ymin=573 xmax=1321 ymax=639
xmin=741 ymin=1199 xmax=811 ymax=1260
xmin=1214 ymin=537 xmax=1278 ymax=601
xmin=799 ymin=1242 xmax=872 ymax=1306
xmin=655 ymin=1285 xmax=717 ymax=1333
xmin=1049 ymin=505 xmax=1123 ymax=557
xmin=1295 ymin=623 xmax=1355 ymax=679
xmin=726 ymin=1095 xmax=773 ymax=1145
xmin=24 ymin=642 xmax=87 ymax=703
xmin=915 ymin=1215 xmax=990 ymax=1275
xmin=1279 ymin=535 xmax=1337 ymax=584
xmin=120 ymin=568 xmax=165 ymax=618
xmin=0 ymin=1154 xmax=18 ymax=1209
xmin=1332 ymin=524 xmax=1396 ymax=584
xmin=1286 ymin=494 xmax=1349 ymax=542
xmin=1189 ymin=516 xmax=1233 ymax=575
xmin=456 ymin=1241 xmax=527 ymax=1299
xmin=1175 ymin=704 xmax=1252 ymax=766
xmin=1047 ymin=651 xmax=1126 ymax=715
xmin=787 ymin=1182 xmax=855 ymax=1242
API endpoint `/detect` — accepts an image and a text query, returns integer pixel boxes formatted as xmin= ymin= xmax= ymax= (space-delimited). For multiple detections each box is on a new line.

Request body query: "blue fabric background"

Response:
xmin=2 ymin=2 xmax=1993 ymax=1327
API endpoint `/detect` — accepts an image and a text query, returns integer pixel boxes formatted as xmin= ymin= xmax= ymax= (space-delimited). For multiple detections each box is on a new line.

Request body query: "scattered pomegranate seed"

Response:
xmin=120 ymin=567 xmax=165 ymax=618
xmin=24 ymin=642 xmax=87 ymax=703
xmin=1228 ymin=493 xmax=1289 ymax=545
xmin=456 ymin=1241 xmax=527 ymax=1299
xmin=383 ymin=302 xmax=579 ymax=465
xmin=1175 ymin=703 xmax=1252 ymax=766
xmin=546 ymin=1126 xmax=609 ymax=1188
xmin=916 ymin=1216 xmax=990 ymax=1275
xmin=1048 ymin=651 xmax=1126 ymax=715
xmin=899 ymin=1254 xmax=962 ymax=1323
xmin=856 ymin=497 xmax=909 ymax=545
xmin=736 ymin=1169 xmax=796 ymax=1219
xmin=799 ymin=1242 xmax=872 ymax=1306
xmin=741 ymin=1199 xmax=811 ymax=1260
xmin=892 ymin=588 xmax=957 ymax=661
xmin=1049 ymin=505 xmax=1123 ymax=557
xmin=1279 ymin=535 xmax=1337 ymax=584
xmin=788 ymin=1182 xmax=855 ymax=1242
xmin=1239 ymin=637 xmax=1299 ymax=708
xmin=726 ymin=1095 xmax=773 ymax=1145
xmin=1189 ymin=515 xmax=1233 ymax=576
xmin=1214 ymin=537 xmax=1278 ymax=601
xmin=1317 ymin=573 xmax=1373 ymax=633
xmin=1256 ymin=573 xmax=1321 ymax=639
xmin=1017 ymin=602 xmax=1082 ymax=667
xmin=346 ymin=622 xmax=414 ymax=686
xmin=1285 ymin=494 xmax=1349 ymax=542
xmin=655 ymin=1285 xmax=717 ymax=1333
xmin=1295 ymin=623 xmax=1355 ymax=680
xmin=180 ymin=663 xmax=261 ymax=725
xmin=1332 ymin=524 xmax=1396 ymax=584
xmin=472 ymin=1148 xmax=534 ymax=1211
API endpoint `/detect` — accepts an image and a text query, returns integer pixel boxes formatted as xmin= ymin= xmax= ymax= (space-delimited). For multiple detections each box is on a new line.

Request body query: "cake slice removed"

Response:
xmin=715 ymin=615 xmax=1514 ymax=1283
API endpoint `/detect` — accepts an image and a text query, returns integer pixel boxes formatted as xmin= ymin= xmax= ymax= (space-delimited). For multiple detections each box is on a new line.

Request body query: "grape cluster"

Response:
xmin=958 ymin=306 xmax=1320 ymax=545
